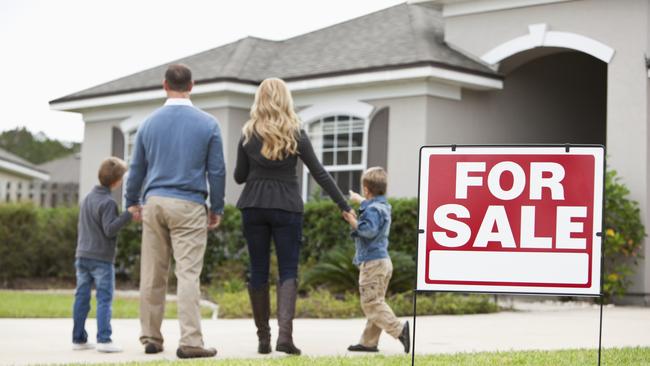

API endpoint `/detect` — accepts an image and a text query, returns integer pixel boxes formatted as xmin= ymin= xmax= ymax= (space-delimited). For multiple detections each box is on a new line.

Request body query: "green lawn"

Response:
xmin=61 ymin=348 xmax=649 ymax=366
xmin=0 ymin=291 xmax=213 ymax=319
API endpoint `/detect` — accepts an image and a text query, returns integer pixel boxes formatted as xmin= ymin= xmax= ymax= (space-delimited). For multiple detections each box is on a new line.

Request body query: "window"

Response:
xmin=125 ymin=130 xmax=138 ymax=164
xmin=304 ymin=115 xmax=366 ymax=199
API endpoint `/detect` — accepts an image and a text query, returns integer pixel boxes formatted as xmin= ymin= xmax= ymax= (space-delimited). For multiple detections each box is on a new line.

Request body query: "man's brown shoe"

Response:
xmin=144 ymin=342 xmax=163 ymax=354
xmin=176 ymin=346 xmax=217 ymax=359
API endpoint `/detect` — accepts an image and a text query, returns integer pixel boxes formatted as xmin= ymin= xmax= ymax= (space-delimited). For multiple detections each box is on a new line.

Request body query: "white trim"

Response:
xmin=51 ymin=66 xmax=501 ymax=112
xmin=0 ymin=160 xmax=50 ymax=181
xmin=288 ymin=66 xmax=502 ymax=92
xmin=430 ymin=0 xmax=574 ymax=17
xmin=50 ymin=82 xmax=258 ymax=112
xmin=647 ymin=69 xmax=650 ymax=78
xmin=294 ymin=79 xmax=461 ymax=105
xmin=481 ymin=24 xmax=615 ymax=65
xmin=298 ymin=101 xmax=375 ymax=123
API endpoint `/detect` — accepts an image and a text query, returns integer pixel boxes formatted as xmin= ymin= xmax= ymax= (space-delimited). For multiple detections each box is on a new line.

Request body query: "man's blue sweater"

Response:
xmin=125 ymin=99 xmax=226 ymax=214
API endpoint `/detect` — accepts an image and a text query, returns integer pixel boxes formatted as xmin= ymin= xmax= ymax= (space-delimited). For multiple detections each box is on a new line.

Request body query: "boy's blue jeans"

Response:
xmin=72 ymin=257 xmax=115 ymax=344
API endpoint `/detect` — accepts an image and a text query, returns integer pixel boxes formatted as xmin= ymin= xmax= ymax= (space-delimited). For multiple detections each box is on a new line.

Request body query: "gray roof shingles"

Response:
xmin=0 ymin=148 xmax=49 ymax=175
xmin=51 ymin=4 xmax=497 ymax=104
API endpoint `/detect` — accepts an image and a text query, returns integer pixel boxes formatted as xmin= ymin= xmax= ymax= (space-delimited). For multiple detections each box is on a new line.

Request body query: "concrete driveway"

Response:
xmin=0 ymin=302 xmax=648 ymax=365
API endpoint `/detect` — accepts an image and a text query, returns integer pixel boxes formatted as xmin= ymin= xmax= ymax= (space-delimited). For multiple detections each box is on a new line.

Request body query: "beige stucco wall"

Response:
xmin=367 ymin=96 xmax=429 ymax=198
xmin=79 ymin=119 xmax=122 ymax=201
xmin=442 ymin=0 xmax=650 ymax=302
xmin=205 ymin=107 xmax=249 ymax=206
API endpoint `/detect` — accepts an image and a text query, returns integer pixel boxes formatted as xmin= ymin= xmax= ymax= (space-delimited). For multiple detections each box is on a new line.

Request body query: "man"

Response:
xmin=125 ymin=64 xmax=225 ymax=359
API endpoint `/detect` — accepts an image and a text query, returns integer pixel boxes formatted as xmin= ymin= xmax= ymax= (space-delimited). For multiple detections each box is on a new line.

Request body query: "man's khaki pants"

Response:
xmin=358 ymin=258 xmax=404 ymax=347
xmin=139 ymin=196 xmax=207 ymax=348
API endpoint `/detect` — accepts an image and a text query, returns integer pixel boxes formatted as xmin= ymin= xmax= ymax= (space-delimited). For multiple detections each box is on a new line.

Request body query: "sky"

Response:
xmin=0 ymin=0 xmax=404 ymax=143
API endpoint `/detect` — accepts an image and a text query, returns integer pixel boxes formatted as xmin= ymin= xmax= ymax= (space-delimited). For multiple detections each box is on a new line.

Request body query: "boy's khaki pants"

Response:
xmin=358 ymin=258 xmax=404 ymax=347
xmin=139 ymin=196 xmax=207 ymax=348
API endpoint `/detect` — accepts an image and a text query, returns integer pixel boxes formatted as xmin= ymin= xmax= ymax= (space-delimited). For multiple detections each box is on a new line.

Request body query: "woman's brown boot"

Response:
xmin=248 ymin=283 xmax=272 ymax=354
xmin=275 ymin=279 xmax=301 ymax=355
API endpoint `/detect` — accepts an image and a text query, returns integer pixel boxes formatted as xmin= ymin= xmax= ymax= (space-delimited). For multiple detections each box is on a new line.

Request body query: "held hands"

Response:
xmin=208 ymin=212 xmax=222 ymax=230
xmin=128 ymin=205 xmax=143 ymax=223
xmin=349 ymin=190 xmax=365 ymax=204
xmin=342 ymin=209 xmax=358 ymax=230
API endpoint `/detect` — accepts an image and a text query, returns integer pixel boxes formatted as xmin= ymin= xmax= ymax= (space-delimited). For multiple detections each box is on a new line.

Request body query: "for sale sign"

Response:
xmin=416 ymin=146 xmax=604 ymax=295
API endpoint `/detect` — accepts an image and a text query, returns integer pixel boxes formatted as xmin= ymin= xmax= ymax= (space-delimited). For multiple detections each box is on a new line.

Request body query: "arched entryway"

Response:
xmin=483 ymin=48 xmax=608 ymax=145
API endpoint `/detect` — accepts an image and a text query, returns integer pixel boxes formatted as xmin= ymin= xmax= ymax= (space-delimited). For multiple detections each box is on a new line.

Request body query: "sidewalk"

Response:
xmin=1 ymin=303 xmax=649 ymax=365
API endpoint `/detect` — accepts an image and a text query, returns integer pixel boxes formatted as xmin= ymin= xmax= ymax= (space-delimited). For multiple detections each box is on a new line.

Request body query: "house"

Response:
xmin=36 ymin=153 xmax=81 ymax=207
xmin=0 ymin=147 xmax=50 ymax=204
xmin=50 ymin=0 xmax=650 ymax=304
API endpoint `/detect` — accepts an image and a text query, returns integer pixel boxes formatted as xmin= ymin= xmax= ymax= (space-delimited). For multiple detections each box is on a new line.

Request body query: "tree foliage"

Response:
xmin=0 ymin=127 xmax=80 ymax=164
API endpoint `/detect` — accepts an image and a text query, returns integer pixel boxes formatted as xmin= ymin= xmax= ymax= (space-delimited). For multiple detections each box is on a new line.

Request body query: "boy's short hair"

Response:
xmin=98 ymin=157 xmax=127 ymax=187
xmin=362 ymin=167 xmax=387 ymax=196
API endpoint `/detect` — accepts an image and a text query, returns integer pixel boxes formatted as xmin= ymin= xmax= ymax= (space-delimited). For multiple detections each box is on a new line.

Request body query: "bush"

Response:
xmin=300 ymin=199 xmax=418 ymax=262
xmin=209 ymin=287 xmax=497 ymax=318
xmin=0 ymin=204 xmax=39 ymax=285
xmin=603 ymin=170 xmax=646 ymax=300
xmin=1 ymin=176 xmax=645 ymax=303
xmin=0 ymin=204 xmax=78 ymax=285
xmin=302 ymin=245 xmax=415 ymax=294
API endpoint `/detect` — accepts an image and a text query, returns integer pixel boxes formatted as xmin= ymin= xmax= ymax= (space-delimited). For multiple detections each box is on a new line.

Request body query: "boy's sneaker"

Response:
xmin=96 ymin=342 xmax=123 ymax=353
xmin=398 ymin=321 xmax=410 ymax=354
xmin=72 ymin=342 xmax=95 ymax=351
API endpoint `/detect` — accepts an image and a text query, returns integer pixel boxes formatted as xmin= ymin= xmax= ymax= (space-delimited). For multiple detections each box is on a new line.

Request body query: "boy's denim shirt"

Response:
xmin=352 ymin=195 xmax=391 ymax=265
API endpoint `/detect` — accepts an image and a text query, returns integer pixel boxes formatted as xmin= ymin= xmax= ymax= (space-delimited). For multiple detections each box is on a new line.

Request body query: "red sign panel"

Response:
xmin=416 ymin=146 xmax=603 ymax=295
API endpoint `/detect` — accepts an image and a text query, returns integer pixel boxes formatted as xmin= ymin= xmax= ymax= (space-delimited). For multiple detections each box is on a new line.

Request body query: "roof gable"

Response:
xmin=51 ymin=3 xmax=496 ymax=104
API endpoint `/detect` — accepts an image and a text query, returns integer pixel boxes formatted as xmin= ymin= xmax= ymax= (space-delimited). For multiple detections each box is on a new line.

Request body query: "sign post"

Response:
xmin=412 ymin=145 xmax=605 ymax=365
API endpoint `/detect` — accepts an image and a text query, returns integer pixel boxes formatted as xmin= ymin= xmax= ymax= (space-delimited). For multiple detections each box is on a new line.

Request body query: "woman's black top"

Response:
xmin=234 ymin=129 xmax=351 ymax=213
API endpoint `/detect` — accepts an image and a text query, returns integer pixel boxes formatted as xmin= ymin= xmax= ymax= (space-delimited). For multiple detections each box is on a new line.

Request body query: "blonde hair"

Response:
xmin=98 ymin=157 xmax=127 ymax=187
xmin=242 ymin=78 xmax=301 ymax=160
xmin=362 ymin=167 xmax=387 ymax=196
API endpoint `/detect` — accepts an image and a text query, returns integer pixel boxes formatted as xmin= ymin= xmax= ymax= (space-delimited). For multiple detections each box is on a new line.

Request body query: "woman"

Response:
xmin=234 ymin=78 xmax=353 ymax=355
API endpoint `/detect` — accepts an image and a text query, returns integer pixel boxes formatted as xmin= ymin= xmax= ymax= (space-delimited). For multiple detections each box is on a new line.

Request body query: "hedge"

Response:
xmin=0 ymin=177 xmax=644 ymax=302
xmin=0 ymin=199 xmax=415 ymax=287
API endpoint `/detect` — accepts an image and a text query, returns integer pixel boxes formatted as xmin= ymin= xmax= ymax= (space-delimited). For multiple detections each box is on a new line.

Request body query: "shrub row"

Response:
xmin=0 ymin=199 xmax=415 ymax=287
xmin=209 ymin=286 xmax=498 ymax=319
xmin=0 ymin=170 xmax=644 ymax=302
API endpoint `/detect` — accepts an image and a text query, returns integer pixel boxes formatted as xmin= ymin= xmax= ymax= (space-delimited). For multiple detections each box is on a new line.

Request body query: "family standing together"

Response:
xmin=71 ymin=64 xmax=410 ymax=358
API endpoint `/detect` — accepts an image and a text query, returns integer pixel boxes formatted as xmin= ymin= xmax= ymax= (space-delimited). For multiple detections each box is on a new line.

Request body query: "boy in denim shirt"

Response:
xmin=72 ymin=157 xmax=138 ymax=353
xmin=342 ymin=167 xmax=410 ymax=354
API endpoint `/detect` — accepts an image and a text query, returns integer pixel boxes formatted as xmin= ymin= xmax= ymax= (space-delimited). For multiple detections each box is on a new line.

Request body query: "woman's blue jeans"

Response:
xmin=242 ymin=208 xmax=303 ymax=289
xmin=72 ymin=257 xmax=115 ymax=344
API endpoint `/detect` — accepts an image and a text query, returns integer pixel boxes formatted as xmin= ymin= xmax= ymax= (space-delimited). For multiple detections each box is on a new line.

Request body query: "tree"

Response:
xmin=0 ymin=127 xmax=80 ymax=164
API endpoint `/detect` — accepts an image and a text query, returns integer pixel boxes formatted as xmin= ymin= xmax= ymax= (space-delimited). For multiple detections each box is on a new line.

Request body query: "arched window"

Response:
xmin=304 ymin=114 xmax=366 ymax=199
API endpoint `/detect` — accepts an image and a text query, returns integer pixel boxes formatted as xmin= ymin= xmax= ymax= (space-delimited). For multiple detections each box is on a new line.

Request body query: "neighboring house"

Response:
xmin=0 ymin=148 xmax=50 ymax=204
xmin=36 ymin=153 xmax=81 ymax=207
xmin=50 ymin=1 xmax=650 ymax=304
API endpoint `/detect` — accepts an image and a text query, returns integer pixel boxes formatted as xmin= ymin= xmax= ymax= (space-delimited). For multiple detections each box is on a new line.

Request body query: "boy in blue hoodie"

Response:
xmin=342 ymin=167 xmax=410 ymax=354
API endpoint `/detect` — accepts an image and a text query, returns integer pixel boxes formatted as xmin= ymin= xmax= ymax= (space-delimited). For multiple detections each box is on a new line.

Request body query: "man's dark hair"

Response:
xmin=165 ymin=64 xmax=193 ymax=92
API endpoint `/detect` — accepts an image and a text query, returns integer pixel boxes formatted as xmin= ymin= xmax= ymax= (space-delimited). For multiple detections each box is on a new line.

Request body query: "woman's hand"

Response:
xmin=342 ymin=210 xmax=358 ymax=229
xmin=349 ymin=190 xmax=365 ymax=204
